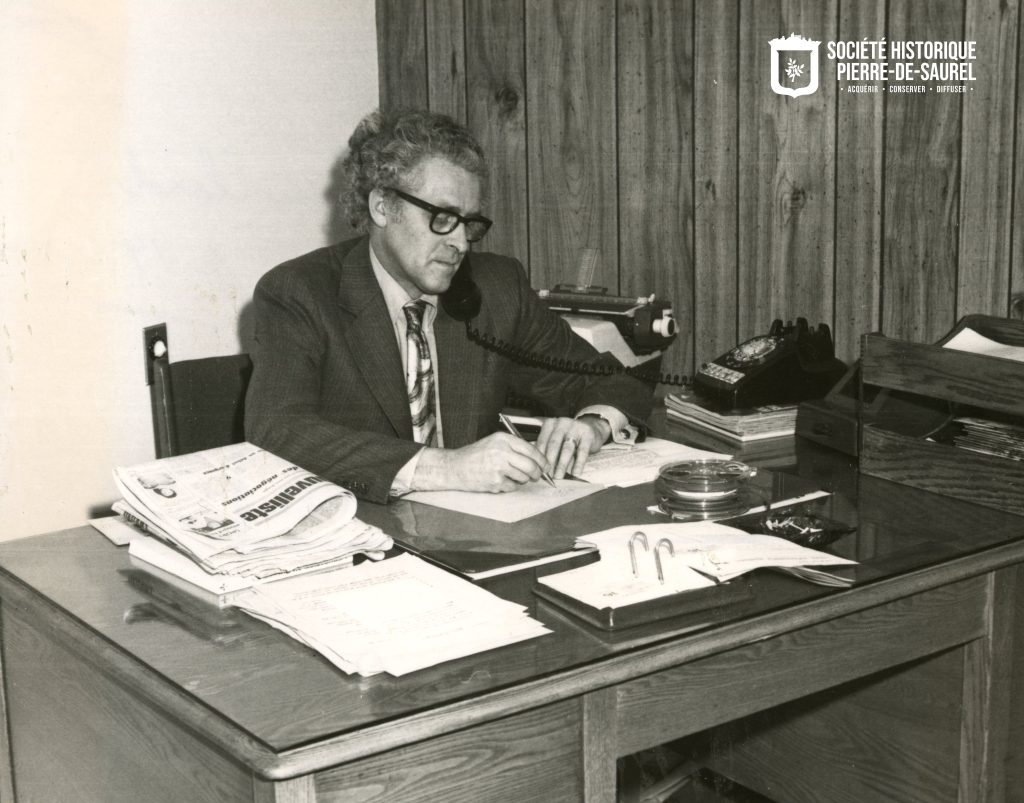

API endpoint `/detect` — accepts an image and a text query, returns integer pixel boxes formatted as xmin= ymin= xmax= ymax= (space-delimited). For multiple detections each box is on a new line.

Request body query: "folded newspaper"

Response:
xmin=113 ymin=443 xmax=392 ymax=581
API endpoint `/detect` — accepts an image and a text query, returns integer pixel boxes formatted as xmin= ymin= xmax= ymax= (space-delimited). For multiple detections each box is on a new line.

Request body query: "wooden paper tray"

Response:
xmin=861 ymin=424 xmax=1024 ymax=517
xmin=859 ymin=316 xmax=1024 ymax=517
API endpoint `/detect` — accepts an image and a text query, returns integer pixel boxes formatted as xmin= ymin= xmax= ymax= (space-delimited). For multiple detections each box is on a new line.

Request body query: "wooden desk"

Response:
xmin=0 ymin=445 xmax=1022 ymax=802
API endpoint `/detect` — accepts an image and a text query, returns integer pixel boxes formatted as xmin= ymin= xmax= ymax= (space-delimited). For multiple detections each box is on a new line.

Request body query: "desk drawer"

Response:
xmin=615 ymin=573 xmax=988 ymax=754
xmin=314 ymin=699 xmax=581 ymax=803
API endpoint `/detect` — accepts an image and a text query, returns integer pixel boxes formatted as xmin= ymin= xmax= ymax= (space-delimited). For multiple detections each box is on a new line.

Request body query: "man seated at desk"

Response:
xmin=245 ymin=108 xmax=652 ymax=503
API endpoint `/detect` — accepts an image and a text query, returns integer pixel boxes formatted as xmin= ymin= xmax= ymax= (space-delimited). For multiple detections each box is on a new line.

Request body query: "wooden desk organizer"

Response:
xmin=859 ymin=315 xmax=1024 ymax=517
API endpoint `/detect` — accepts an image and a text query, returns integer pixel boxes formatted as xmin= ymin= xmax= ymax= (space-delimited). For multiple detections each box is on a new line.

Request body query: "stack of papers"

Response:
xmin=574 ymin=437 xmax=731 ymax=487
xmin=404 ymin=478 xmax=603 ymax=522
xmin=113 ymin=443 xmax=392 ymax=582
xmin=126 ymin=535 xmax=356 ymax=608
xmin=235 ymin=553 xmax=551 ymax=676
xmin=943 ymin=328 xmax=1024 ymax=362
xmin=539 ymin=521 xmax=856 ymax=610
xmin=953 ymin=415 xmax=1024 ymax=462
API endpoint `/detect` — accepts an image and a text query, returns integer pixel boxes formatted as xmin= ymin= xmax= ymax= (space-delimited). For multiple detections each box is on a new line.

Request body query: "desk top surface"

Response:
xmin=1 ymin=428 xmax=1023 ymax=771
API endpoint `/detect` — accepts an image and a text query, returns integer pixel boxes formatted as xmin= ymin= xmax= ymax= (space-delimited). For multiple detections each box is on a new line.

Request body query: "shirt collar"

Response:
xmin=369 ymin=243 xmax=438 ymax=325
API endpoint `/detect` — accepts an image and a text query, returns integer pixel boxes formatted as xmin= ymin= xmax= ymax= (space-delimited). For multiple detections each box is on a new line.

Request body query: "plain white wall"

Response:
xmin=0 ymin=0 xmax=379 ymax=540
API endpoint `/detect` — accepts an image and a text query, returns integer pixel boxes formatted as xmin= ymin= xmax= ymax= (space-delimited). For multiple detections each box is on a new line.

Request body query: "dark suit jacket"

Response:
xmin=245 ymin=236 xmax=653 ymax=503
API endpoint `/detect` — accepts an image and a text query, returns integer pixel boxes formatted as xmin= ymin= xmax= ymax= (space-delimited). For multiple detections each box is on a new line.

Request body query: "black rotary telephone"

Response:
xmin=440 ymin=254 xmax=690 ymax=387
xmin=693 ymin=318 xmax=847 ymax=408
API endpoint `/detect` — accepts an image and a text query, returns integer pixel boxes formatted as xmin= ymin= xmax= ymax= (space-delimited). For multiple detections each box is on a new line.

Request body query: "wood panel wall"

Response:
xmin=377 ymin=0 xmax=1023 ymax=377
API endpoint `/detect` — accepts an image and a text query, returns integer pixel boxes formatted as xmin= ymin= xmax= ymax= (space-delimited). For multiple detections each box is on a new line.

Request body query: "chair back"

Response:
xmin=151 ymin=354 xmax=253 ymax=458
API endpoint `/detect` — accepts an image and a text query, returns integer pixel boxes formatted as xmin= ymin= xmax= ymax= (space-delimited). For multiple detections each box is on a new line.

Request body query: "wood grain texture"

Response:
xmin=703 ymin=648 xmax=965 ymax=803
xmin=425 ymin=0 xmax=467 ymax=123
xmin=833 ymin=0 xmax=884 ymax=363
xmin=615 ymin=573 xmax=987 ymax=755
xmin=617 ymin=0 xmax=695 ymax=382
xmin=860 ymin=426 xmax=1024 ymax=517
xmin=375 ymin=0 xmax=1024 ymax=381
xmin=465 ymin=0 xmax=530 ymax=267
xmin=694 ymin=0 xmax=739 ymax=368
xmin=882 ymin=0 xmax=963 ymax=343
xmin=274 ymin=541 xmax=1024 ymax=778
xmin=959 ymin=568 xmax=1016 ymax=803
xmin=3 ymin=607 xmax=253 ymax=803
xmin=254 ymin=775 xmax=316 ymax=803
xmin=957 ymin=0 xmax=1020 ymax=318
xmin=376 ymin=0 xmax=429 ymax=111
xmin=7 ymin=522 xmax=1024 ymax=784
xmin=738 ymin=0 xmax=837 ymax=342
xmin=860 ymin=335 xmax=1024 ymax=415
xmin=582 ymin=687 xmax=617 ymax=803
xmin=525 ymin=0 xmax=618 ymax=291
xmin=1008 ymin=569 xmax=1024 ymax=800
xmin=315 ymin=700 xmax=582 ymax=803
xmin=1013 ymin=2 xmax=1024 ymax=316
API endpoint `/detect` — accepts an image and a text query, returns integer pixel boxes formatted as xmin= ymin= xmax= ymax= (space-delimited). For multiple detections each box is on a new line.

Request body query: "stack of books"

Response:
xmin=953 ymin=416 xmax=1024 ymax=461
xmin=664 ymin=391 xmax=798 ymax=443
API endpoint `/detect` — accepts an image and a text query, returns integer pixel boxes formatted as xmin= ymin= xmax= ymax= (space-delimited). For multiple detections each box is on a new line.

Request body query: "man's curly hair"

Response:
xmin=340 ymin=108 xmax=489 ymax=233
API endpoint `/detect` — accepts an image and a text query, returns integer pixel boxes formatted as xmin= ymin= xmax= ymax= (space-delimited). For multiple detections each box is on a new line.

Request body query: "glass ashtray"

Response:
xmin=733 ymin=511 xmax=856 ymax=548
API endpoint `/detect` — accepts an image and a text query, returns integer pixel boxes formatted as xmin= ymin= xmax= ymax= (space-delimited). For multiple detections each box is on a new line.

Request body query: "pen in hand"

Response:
xmin=497 ymin=414 xmax=556 ymax=487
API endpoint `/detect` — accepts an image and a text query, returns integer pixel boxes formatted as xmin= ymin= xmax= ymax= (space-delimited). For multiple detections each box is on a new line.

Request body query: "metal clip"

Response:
xmin=655 ymin=538 xmax=676 ymax=584
xmin=629 ymin=531 xmax=649 ymax=577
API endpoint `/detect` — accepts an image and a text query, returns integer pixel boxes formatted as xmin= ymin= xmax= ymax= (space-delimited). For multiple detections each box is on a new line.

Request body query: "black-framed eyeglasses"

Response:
xmin=389 ymin=188 xmax=493 ymax=243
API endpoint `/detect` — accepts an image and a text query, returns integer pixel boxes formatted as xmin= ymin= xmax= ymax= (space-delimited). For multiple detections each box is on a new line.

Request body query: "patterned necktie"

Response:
xmin=403 ymin=300 xmax=436 ymax=445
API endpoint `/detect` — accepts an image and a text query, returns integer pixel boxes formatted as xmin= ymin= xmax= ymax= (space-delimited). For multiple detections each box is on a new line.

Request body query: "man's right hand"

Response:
xmin=411 ymin=433 xmax=554 ymax=493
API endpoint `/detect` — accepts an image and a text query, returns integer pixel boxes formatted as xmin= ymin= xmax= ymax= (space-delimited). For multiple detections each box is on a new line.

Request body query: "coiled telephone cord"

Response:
xmin=464 ymin=322 xmax=692 ymax=387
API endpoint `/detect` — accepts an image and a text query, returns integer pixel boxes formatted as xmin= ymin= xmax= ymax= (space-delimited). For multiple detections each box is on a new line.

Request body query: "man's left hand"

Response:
xmin=535 ymin=416 xmax=611 ymax=479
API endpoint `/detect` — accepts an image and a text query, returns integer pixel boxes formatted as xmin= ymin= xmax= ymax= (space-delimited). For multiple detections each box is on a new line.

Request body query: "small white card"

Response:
xmin=89 ymin=514 xmax=143 ymax=546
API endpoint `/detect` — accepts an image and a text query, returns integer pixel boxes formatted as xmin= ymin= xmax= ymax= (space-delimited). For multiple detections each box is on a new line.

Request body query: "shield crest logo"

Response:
xmin=769 ymin=34 xmax=820 ymax=97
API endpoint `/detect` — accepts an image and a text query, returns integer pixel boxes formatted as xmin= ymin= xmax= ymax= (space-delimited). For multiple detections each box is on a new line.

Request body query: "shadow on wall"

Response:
xmin=238 ymin=301 xmax=256 ymax=355
xmin=235 ymin=148 xmax=358 ymax=360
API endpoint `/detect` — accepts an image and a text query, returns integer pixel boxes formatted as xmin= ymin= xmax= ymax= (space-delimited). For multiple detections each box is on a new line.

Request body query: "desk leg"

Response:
xmin=253 ymin=774 xmax=316 ymax=803
xmin=582 ymin=687 xmax=618 ymax=803
xmin=959 ymin=567 xmax=1016 ymax=803
xmin=0 ymin=599 xmax=16 ymax=803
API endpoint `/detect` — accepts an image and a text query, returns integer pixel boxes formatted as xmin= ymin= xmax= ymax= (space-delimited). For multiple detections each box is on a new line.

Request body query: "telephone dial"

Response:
xmin=693 ymin=318 xmax=847 ymax=408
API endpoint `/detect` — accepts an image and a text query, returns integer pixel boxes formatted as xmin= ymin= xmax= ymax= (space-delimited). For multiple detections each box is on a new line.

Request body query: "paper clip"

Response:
xmin=629 ymin=531 xmax=649 ymax=577
xmin=655 ymin=538 xmax=675 ymax=584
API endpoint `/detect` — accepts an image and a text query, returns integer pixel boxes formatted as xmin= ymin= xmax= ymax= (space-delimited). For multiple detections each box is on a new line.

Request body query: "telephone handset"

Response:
xmin=439 ymin=252 xmax=483 ymax=322
xmin=440 ymin=254 xmax=690 ymax=387
xmin=693 ymin=318 xmax=847 ymax=408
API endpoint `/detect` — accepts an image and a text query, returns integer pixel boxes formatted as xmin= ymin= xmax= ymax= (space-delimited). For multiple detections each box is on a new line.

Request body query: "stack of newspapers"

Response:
xmin=115 ymin=444 xmax=550 ymax=676
xmin=113 ymin=442 xmax=392 ymax=581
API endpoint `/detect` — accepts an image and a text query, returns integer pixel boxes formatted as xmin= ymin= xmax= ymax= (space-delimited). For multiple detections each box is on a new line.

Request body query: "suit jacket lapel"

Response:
xmin=337 ymin=239 xmax=413 ymax=439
